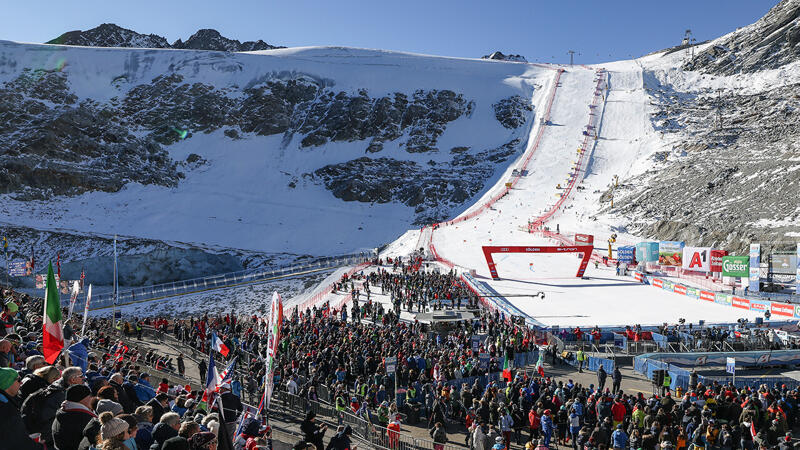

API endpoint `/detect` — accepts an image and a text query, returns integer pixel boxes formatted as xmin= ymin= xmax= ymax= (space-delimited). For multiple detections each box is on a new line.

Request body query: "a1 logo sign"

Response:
xmin=689 ymin=250 xmax=707 ymax=269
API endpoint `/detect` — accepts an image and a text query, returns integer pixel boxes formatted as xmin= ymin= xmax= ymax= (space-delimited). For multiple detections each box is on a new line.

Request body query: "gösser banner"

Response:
xmin=682 ymin=247 xmax=712 ymax=272
xmin=659 ymin=241 xmax=685 ymax=266
xmin=722 ymin=256 xmax=749 ymax=277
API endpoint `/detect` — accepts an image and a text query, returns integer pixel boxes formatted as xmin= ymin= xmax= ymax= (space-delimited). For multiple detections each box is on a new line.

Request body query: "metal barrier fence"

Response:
xmin=272 ymin=390 xmax=465 ymax=450
xmin=69 ymin=252 xmax=373 ymax=311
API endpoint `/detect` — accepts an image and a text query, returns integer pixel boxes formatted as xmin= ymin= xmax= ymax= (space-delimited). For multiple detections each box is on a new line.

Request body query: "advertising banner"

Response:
xmin=662 ymin=280 xmax=674 ymax=292
xmin=794 ymin=304 xmax=800 ymax=319
xmin=385 ymin=356 xmax=397 ymax=374
xmin=749 ymin=244 xmax=761 ymax=293
xmin=682 ymin=247 xmax=712 ymax=272
xmin=636 ymin=242 xmax=659 ymax=263
xmin=479 ymin=353 xmax=490 ymax=369
xmin=618 ymin=246 xmax=636 ymax=263
xmin=715 ymin=294 xmax=732 ymax=306
xmin=797 ymin=244 xmax=800 ymax=295
xmin=771 ymin=302 xmax=794 ymax=317
xmin=7 ymin=260 xmax=28 ymax=277
xmin=749 ymin=299 xmax=769 ymax=313
xmin=674 ymin=284 xmax=687 ymax=295
xmin=722 ymin=256 xmax=749 ymax=277
xmin=652 ymin=278 xmax=663 ymax=288
xmin=574 ymin=234 xmax=594 ymax=245
xmin=700 ymin=291 xmax=715 ymax=302
xmin=726 ymin=357 xmax=735 ymax=375
xmin=710 ymin=250 xmax=727 ymax=273
xmin=732 ymin=297 xmax=750 ymax=309
xmin=659 ymin=241 xmax=685 ymax=266
xmin=686 ymin=287 xmax=700 ymax=298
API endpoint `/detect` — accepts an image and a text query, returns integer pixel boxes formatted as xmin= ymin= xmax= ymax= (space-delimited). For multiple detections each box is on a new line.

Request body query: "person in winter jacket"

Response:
xmin=326 ymin=424 xmax=353 ymax=450
xmin=611 ymin=398 xmax=626 ymax=427
xmin=611 ymin=424 xmax=628 ymax=449
xmin=19 ymin=365 xmax=59 ymax=403
xmin=52 ymin=384 xmax=97 ymax=450
xmin=0 ymin=367 xmax=43 ymax=449
xmin=597 ymin=365 xmax=607 ymax=392
xmin=429 ymin=421 xmax=448 ymax=449
xmin=472 ymin=423 xmax=488 ymax=450
xmin=23 ymin=366 xmax=84 ymax=447
xmin=135 ymin=374 xmax=156 ymax=404
xmin=540 ymin=409 xmax=555 ymax=448
xmin=301 ymin=411 xmax=327 ymax=450
xmin=149 ymin=412 xmax=180 ymax=450
xmin=612 ymin=367 xmax=622 ymax=395
xmin=499 ymin=408 xmax=514 ymax=450
xmin=528 ymin=407 xmax=540 ymax=441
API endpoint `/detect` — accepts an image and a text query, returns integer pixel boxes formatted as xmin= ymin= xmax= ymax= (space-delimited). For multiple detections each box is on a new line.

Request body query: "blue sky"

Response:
xmin=1 ymin=0 xmax=776 ymax=63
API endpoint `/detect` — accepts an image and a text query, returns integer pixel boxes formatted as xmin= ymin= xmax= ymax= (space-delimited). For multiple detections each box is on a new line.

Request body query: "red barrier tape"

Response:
xmin=296 ymin=261 xmax=371 ymax=312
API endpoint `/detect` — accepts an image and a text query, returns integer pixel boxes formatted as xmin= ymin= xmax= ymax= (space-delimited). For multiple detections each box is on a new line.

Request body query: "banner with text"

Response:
xmin=636 ymin=242 xmax=659 ymax=263
xmin=682 ymin=246 xmax=712 ymax=272
xmin=722 ymin=256 xmax=749 ymax=278
xmin=749 ymin=244 xmax=761 ymax=293
xmin=659 ymin=241 xmax=685 ymax=266
xmin=710 ymin=250 xmax=727 ymax=273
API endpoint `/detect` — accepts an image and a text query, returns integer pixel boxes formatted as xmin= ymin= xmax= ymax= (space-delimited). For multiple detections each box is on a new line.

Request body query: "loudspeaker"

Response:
xmin=652 ymin=370 xmax=665 ymax=385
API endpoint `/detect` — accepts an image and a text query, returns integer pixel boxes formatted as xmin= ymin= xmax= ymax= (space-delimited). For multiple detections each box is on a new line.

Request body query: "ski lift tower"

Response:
xmin=683 ymin=30 xmax=696 ymax=60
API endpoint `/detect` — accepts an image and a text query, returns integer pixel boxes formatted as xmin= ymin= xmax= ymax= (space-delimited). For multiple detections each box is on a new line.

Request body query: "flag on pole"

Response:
xmin=30 ymin=244 xmax=35 ymax=272
xmin=535 ymin=348 xmax=545 ymax=377
xmin=79 ymin=268 xmax=85 ymax=290
xmin=56 ymin=253 xmax=61 ymax=279
xmin=218 ymin=357 xmax=237 ymax=388
xmin=203 ymin=352 xmax=221 ymax=405
xmin=211 ymin=331 xmax=230 ymax=357
xmin=259 ymin=291 xmax=284 ymax=416
xmin=43 ymin=263 xmax=64 ymax=364
xmin=81 ymin=284 xmax=92 ymax=337
xmin=502 ymin=356 xmax=512 ymax=381
xmin=67 ymin=280 xmax=80 ymax=320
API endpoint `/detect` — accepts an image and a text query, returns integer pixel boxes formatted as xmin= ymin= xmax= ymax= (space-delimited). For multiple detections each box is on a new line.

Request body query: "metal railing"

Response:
xmin=272 ymin=390 xmax=465 ymax=450
xmin=67 ymin=252 xmax=373 ymax=311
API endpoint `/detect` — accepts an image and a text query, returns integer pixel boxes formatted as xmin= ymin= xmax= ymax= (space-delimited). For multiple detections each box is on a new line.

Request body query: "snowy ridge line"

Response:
xmin=292 ymin=261 xmax=372 ymax=313
xmin=530 ymin=68 xmax=608 ymax=229
xmin=424 ymin=67 xmax=565 ymax=266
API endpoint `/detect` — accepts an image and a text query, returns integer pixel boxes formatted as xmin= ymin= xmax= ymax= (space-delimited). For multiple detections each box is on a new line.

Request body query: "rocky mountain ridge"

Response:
xmin=47 ymin=23 xmax=284 ymax=52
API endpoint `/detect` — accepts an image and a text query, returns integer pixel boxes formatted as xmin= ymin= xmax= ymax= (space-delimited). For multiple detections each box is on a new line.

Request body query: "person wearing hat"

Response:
xmin=234 ymin=416 xmax=265 ymax=450
xmin=188 ymin=431 xmax=216 ymax=450
xmin=98 ymin=411 xmax=131 ymax=448
xmin=0 ymin=367 xmax=43 ymax=449
xmin=0 ymin=301 xmax=19 ymax=337
xmin=492 ymin=436 xmax=505 ymax=450
xmin=540 ymin=409 xmax=554 ymax=448
xmin=301 ymin=410 xmax=327 ymax=450
xmin=53 ymin=384 xmax=96 ymax=450
xmin=611 ymin=423 xmax=628 ymax=449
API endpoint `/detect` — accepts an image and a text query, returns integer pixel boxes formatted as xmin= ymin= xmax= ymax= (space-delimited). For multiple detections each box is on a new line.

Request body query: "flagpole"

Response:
xmin=112 ymin=235 xmax=118 ymax=329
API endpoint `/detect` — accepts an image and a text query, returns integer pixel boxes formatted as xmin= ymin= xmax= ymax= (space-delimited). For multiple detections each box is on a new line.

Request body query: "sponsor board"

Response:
xmin=682 ymin=246 xmax=712 ymax=272
xmin=673 ymin=284 xmax=687 ymax=295
xmin=686 ymin=287 xmax=700 ymax=298
xmin=796 ymin=244 xmax=800 ymax=294
xmin=659 ymin=241 xmax=685 ymax=266
xmin=722 ymin=256 xmax=749 ymax=277
xmin=618 ymin=246 xmax=635 ymax=263
xmin=633 ymin=271 xmax=644 ymax=282
xmin=749 ymin=243 xmax=761 ymax=293
xmin=662 ymin=280 xmax=674 ymax=292
xmin=769 ymin=254 xmax=797 ymax=275
xmin=771 ymin=302 xmax=794 ymax=317
xmin=794 ymin=305 xmax=800 ymax=319
xmin=732 ymin=297 xmax=750 ymax=309
xmin=749 ymin=300 xmax=769 ymax=312
xmin=715 ymin=294 xmax=732 ymax=306
xmin=710 ymin=250 xmax=727 ymax=273
xmin=700 ymin=291 xmax=715 ymax=302
xmin=575 ymin=234 xmax=594 ymax=244
xmin=636 ymin=242 xmax=659 ymax=263
xmin=652 ymin=278 xmax=663 ymax=288
xmin=7 ymin=260 xmax=28 ymax=277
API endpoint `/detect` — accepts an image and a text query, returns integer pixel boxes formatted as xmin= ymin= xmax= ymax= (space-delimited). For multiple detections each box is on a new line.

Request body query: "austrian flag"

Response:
xmin=211 ymin=331 xmax=229 ymax=357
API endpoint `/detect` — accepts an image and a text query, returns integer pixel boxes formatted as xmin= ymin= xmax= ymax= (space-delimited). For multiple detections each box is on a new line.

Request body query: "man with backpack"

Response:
xmin=21 ymin=366 xmax=84 ymax=447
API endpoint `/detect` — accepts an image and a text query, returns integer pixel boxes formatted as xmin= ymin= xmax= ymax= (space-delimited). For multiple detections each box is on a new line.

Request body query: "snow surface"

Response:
xmin=0 ymin=41 xmax=547 ymax=256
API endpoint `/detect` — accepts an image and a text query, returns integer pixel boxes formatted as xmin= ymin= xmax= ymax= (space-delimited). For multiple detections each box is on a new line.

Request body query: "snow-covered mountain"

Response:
xmin=47 ymin=23 xmax=283 ymax=52
xmin=0 ymin=41 xmax=544 ymax=261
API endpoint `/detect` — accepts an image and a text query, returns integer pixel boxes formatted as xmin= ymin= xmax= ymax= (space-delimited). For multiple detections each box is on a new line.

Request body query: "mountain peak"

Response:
xmin=47 ymin=24 xmax=283 ymax=52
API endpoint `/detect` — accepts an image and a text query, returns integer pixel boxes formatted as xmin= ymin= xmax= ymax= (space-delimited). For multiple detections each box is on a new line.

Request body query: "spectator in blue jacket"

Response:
xmin=541 ymin=409 xmax=554 ymax=448
xmin=135 ymin=373 xmax=156 ymax=403
xmin=611 ymin=424 xmax=628 ymax=449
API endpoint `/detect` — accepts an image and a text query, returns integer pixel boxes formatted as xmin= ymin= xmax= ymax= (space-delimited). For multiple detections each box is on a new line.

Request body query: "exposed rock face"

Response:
xmin=46 ymin=23 xmax=283 ymax=52
xmin=611 ymin=75 xmax=800 ymax=252
xmin=311 ymin=139 xmax=522 ymax=225
xmin=172 ymin=29 xmax=281 ymax=52
xmin=0 ymin=61 xmax=534 ymax=224
xmin=684 ymin=0 xmax=800 ymax=74
xmin=482 ymin=51 xmax=527 ymax=62
xmin=0 ymin=70 xmax=182 ymax=199
xmin=47 ymin=23 xmax=171 ymax=48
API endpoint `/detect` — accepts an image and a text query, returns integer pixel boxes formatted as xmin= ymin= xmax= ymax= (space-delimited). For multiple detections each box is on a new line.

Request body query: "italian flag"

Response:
xmin=43 ymin=263 xmax=64 ymax=364
xmin=502 ymin=356 xmax=511 ymax=381
xmin=535 ymin=348 xmax=545 ymax=377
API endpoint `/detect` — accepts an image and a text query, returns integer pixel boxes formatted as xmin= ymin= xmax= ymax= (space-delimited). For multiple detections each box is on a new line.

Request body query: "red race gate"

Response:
xmin=482 ymin=245 xmax=594 ymax=280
